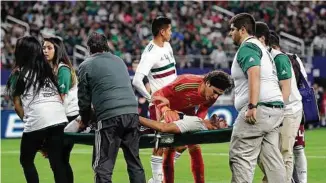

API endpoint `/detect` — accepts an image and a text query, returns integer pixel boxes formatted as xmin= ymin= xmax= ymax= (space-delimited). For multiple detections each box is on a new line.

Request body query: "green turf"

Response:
xmin=1 ymin=128 xmax=326 ymax=183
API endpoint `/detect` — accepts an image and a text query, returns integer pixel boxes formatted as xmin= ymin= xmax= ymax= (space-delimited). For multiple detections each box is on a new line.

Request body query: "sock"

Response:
xmin=151 ymin=155 xmax=163 ymax=183
xmin=163 ymin=149 xmax=175 ymax=183
xmin=173 ymin=152 xmax=182 ymax=164
xmin=293 ymin=147 xmax=307 ymax=183
xmin=188 ymin=145 xmax=205 ymax=183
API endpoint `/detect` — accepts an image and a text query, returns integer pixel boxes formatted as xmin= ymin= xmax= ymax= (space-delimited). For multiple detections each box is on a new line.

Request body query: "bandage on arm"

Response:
xmin=132 ymin=72 xmax=151 ymax=100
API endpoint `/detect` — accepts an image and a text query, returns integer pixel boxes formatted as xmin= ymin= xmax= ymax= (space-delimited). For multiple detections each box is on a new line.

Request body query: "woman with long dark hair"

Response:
xmin=42 ymin=37 xmax=79 ymax=183
xmin=6 ymin=36 xmax=68 ymax=183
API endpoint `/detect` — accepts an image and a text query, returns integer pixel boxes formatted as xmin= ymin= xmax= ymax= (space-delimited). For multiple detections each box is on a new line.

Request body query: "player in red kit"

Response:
xmin=152 ymin=70 xmax=233 ymax=183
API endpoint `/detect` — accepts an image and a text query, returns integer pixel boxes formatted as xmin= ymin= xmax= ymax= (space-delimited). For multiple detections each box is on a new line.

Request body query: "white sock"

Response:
xmin=151 ymin=155 xmax=163 ymax=183
xmin=174 ymin=152 xmax=182 ymax=164
xmin=293 ymin=147 xmax=307 ymax=183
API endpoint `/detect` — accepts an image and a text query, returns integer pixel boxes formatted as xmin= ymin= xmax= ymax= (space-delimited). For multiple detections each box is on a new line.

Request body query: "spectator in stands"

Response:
xmin=210 ymin=45 xmax=228 ymax=69
xmin=1 ymin=1 xmax=326 ymax=69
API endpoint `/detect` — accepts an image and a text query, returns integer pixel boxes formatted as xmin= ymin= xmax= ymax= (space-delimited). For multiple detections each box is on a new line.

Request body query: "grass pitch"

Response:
xmin=1 ymin=128 xmax=326 ymax=183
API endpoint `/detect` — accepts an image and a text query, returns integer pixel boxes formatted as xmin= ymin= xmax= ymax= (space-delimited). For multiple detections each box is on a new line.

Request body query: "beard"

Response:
xmin=233 ymin=40 xmax=239 ymax=46
xmin=232 ymin=32 xmax=241 ymax=46
xmin=232 ymin=36 xmax=240 ymax=46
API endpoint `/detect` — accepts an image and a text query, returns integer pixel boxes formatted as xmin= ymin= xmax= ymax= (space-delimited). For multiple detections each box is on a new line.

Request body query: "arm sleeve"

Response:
xmin=77 ymin=63 xmax=92 ymax=123
xmin=236 ymin=43 xmax=262 ymax=74
xmin=58 ymin=66 xmax=72 ymax=94
xmin=196 ymin=100 xmax=215 ymax=119
xmin=8 ymin=72 xmax=20 ymax=98
xmin=274 ymin=54 xmax=292 ymax=80
xmin=132 ymin=72 xmax=151 ymax=100
xmin=136 ymin=52 xmax=157 ymax=76
xmin=152 ymin=85 xmax=175 ymax=111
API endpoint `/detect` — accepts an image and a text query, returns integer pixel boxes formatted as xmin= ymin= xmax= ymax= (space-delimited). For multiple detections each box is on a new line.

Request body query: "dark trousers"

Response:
xmin=63 ymin=115 xmax=79 ymax=183
xmin=93 ymin=114 xmax=145 ymax=183
xmin=20 ymin=124 xmax=67 ymax=183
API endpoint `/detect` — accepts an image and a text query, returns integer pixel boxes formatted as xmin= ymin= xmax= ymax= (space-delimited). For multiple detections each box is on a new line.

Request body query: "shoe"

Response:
xmin=147 ymin=178 xmax=154 ymax=183
xmin=148 ymin=177 xmax=163 ymax=183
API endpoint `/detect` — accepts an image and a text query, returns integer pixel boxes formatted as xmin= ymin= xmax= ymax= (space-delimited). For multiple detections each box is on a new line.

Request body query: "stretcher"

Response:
xmin=64 ymin=128 xmax=233 ymax=148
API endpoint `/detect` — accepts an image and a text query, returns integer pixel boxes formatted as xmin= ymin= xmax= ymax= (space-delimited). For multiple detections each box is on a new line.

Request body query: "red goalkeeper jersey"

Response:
xmin=152 ymin=74 xmax=216 ymax=119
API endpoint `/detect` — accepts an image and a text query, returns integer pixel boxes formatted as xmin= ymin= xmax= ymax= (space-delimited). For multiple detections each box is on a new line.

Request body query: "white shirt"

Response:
xmin=58 ymin=63 xmax=79 ymax=117
xmin=21 ymin=77 xmax=67 ymax=132
xmin=231 ymin=37 xmax=283 ymax=111
xmin=270 ymin=49 xmax=302 ymax=116
xmin=135 ymin=41 xmax=177 ymax=96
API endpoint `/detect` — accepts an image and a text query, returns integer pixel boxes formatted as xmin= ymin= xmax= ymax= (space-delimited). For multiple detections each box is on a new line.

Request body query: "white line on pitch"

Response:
xmin=1 ymin=150 xmax=326 ymax=159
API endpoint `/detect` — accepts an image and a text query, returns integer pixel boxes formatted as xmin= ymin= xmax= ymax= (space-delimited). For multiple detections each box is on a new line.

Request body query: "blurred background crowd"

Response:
xmin=1 ymin=1 xmax=326 ymax=126
xmin=1 ymin=1 xmax=326 ymax=69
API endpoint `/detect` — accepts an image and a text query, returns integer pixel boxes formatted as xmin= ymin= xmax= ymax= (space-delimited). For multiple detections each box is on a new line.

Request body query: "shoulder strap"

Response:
xmin=285 ymin=53 xmax=302 ymax=87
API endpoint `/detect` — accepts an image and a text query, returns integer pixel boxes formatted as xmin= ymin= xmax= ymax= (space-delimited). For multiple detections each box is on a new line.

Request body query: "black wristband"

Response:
xmin=248 ymin=103 xmax=257 ymax=109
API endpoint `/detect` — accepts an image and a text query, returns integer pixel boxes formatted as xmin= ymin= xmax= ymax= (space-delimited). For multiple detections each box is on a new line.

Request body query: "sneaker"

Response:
xmin=147 ymin=178 xmax=154 ymax=183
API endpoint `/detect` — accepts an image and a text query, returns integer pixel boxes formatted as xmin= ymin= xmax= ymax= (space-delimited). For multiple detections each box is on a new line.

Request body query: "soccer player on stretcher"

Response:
xmin=139 ymin=96 xmax=228 ymax=133
xmin=65 ymin=96 xmax=228 ymax=134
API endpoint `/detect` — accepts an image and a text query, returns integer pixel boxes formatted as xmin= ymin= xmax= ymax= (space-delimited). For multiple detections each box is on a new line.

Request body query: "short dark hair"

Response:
xmin=269 ymin=31 xmax=280 ymax=47
xmin=229 ymin=13 xmax=256 ymax=35
xmin=255 ymin=21 xmax=270 ymax=45
xmin=152 ymin=16 xmax=171 ymax=37
xmin=87 ymin=32 xmax=110 ymax=54
xmin=204 ymin=70 xmax=233 ymax=91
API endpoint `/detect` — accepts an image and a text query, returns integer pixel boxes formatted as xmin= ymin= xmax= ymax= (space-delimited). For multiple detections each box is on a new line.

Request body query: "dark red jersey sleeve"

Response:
xmin=196 ymin=99 xmax=216 ymax=119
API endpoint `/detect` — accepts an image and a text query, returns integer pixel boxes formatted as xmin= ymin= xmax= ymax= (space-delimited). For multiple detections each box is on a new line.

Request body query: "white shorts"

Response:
xmin=173 ymin=115 xmax=207 ymax=133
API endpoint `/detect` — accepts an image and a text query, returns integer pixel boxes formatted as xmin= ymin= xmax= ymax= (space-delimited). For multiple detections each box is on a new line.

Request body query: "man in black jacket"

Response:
xmin=78 ymin=32 xmax=145 ymax=183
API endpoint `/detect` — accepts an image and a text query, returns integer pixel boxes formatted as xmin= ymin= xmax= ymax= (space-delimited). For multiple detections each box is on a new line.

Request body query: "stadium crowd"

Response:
xmin=1 ymin=1 xmax=326 ymax=69
xmin=2 ymin=1 xmax=326 ymax=121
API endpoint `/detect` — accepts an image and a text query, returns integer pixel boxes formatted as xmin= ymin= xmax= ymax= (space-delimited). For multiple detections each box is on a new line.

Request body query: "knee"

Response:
xmin=293 ymin=147 xmax=305 ymax=157
xmin=20 ymin=157 xmax=33 ymax=169
xmin=188 ymin=144 xmax=201 ymax=152
xmin=152 ymin=148 xmax=164 ymax=156
xmin=175 ymin=146 xmax=187 ymax=153
xmin=48 ymin=157 xmax=64 ymax=171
